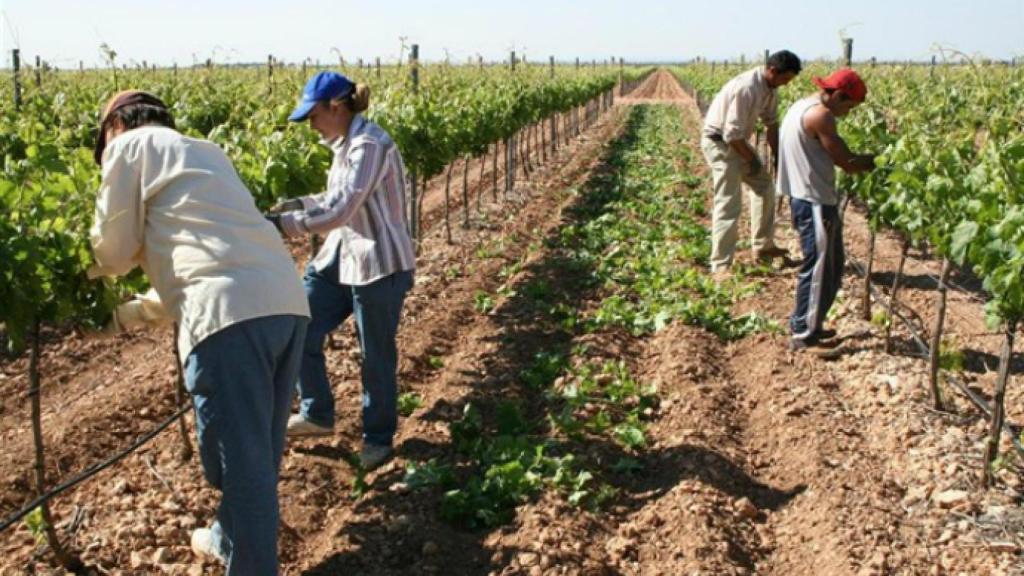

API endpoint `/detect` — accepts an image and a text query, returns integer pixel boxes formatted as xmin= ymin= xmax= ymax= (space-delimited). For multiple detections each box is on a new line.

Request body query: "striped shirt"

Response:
xmin=281 ymin=115 xmax=416 ymax=286
xmin=703 ymin=67 xmax=780 ymax=143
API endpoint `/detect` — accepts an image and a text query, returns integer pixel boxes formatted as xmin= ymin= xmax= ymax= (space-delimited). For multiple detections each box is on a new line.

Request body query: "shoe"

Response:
xmin=789 ymin=335 xmax=843 ymax=359
xmin=360 ymin=444 xmax=393 ymax=470
xmin=286 ymin=414 xmax=334 ymax=438
xmin=191 ymin=528 xmax=226 ymax=564
xmin=815 ymin=328 xmax=838 ymax=340
xmin=754 ymin=245 xmax=789 ymax=261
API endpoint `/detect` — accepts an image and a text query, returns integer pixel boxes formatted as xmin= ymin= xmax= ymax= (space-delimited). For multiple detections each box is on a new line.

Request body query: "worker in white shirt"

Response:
xmin=90 ymin=90 xmax=310 ymax=576
xmin=701 ymin=50 xmax=802 ymax=275
xmin=266 ymin=72 xmax=416 ymax=471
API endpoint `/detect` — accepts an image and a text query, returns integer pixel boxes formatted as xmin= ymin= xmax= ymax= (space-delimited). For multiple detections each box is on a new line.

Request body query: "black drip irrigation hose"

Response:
xmin=848 ymin=256 xmax=1024 ymax=460
xmin=0 ymin=402 xmax=193 ymax=534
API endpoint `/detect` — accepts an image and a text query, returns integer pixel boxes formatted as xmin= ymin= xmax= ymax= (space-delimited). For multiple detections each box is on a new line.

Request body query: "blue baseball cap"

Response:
xmin=288 ymin=71 xmax=355 ymax=122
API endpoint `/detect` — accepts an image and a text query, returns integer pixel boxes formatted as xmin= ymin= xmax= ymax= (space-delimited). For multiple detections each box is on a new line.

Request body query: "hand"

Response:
xmin=86 ymin=264 xmax=108 ymax=280
xmin=264 ymin=213 xmax=285 ymax=234
xmin=747 ymin=155 xmax=763 ymax=177
xmin=85 ymin=293 xmax=169 ymax=340
xmin=268 ymin=198 xmax=303 ymax=214
xmin=857 ymin=154 xmax=877 ymax=172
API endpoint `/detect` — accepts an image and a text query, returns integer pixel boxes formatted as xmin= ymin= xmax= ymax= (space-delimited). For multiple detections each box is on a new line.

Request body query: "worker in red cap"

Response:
xmin=90 ymin=90 xmax=310 ymax=574
xmin=776 ymin=68 xmax=877 ymax=353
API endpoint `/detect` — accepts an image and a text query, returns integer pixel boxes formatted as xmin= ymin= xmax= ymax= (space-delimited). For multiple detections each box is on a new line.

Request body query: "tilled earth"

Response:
xmin=1 ymin=71 xmax=1022 ymax=576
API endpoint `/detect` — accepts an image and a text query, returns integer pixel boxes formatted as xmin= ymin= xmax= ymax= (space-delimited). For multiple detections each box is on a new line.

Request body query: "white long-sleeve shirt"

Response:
xmin=279 ymin=115 xmax=416 ymax=286
xmin=90 ymin=125 xmax=310 ymax=360
xmin=703 ymin=67 xmax=780 ymax=143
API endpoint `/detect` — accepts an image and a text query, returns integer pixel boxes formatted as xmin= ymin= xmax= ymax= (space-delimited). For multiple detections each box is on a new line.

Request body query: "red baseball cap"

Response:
xmin=813 ymin=68 xmax=867 ymax=103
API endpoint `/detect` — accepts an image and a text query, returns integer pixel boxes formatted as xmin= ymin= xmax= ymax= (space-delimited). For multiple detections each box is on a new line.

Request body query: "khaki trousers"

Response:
xmin=700 ymin=136 xmax=776 ymax=272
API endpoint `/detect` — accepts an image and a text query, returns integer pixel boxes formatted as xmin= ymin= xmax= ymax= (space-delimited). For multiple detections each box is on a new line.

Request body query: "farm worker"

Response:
xmin=89 ymin=90 xmax=310 ymax=575
xmin=701 ymin=50 xmax=803 ymax=275
xmin=266 ymin=71 xmax=416 ymax=470
xmin=776 ymin=69 xmax=877 ymax=352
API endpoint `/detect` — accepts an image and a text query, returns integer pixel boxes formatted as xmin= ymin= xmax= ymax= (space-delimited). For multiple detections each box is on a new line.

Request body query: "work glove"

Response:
xmin=264 ymin=213 xmax=285 ymax=234
xmin=90 ymin=289 xmax=171 ymax=339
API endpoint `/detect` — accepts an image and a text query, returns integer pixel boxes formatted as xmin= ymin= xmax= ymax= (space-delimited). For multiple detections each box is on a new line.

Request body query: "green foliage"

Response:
xmin=398 ymin=391 xmax=423 ymax=417
xmin=0 ymin=62 xmax=650 ymax=353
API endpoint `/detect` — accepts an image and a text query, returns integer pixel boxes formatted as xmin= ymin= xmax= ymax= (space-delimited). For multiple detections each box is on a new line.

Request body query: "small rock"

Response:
xmin=987 ymin=541 xmax=1020 ymax=554
xmin=932 ymin=490 xmax=969 ymax=509
xmin=130 ymin=550 xmax=146 ymax=569
xmin=155 ymin=524 xmax=177 ymax=540
xmin=110 ymin=479 xmax=130 ymax=496
xmin=518 ymin=552 xmax=539 ymax=567
xmin=152 ymin=547 xmax=174 ymax=564
xmin=389 ymin=482 xmax=410 ymax=494
xmin=734 ymin=497 xmax=759 ymax=520
xmin=422 ymin=540 xmax=439 ymax=556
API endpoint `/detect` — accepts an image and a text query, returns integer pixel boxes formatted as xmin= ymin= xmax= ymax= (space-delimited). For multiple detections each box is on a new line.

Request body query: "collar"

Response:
xmin=754 ymin=67 xmax=771 ymax=90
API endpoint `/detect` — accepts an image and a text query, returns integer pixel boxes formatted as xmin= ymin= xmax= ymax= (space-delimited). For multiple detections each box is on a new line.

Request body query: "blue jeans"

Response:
xmin=790 ymin=198 xmax=844 ymax=340
xmin=298 ymin=260 xmax=413 ymax=446
xmin=184 ymin=314 xmax=308 ymax=576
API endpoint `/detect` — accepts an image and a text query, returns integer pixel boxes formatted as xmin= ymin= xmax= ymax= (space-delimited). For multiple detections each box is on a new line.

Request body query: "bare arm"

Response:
xmin=804 ymin=107 xmax=874 ymax=174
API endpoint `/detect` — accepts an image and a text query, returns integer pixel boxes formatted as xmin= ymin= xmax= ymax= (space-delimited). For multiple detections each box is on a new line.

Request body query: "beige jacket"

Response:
xmin=90 ymin=126 xmax=310 ymax=360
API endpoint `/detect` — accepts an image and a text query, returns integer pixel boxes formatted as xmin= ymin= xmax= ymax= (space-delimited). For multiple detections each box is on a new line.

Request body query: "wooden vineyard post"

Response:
xmin=862 ymin=229 xmax=876 ymax=321
xmin=477 ymin=153 xmax=486 ymax=213
xmin=983 ymin=320 xmax=1017 ymax=488
xmin=29 ymin=322 xmax=85 ymax=572
xmin=842 ymin=38 xmax=854 ymax=67
xmin=409 ymin=44 xmax=421 ymax=244
xmin=443 ymin=163 xmax=454 ymax=243
xmin=376 ymin=57 xmax=381 ymax=79
xmin=267 ymin=54 xmax=274 ymax=92
xmin=172 ymin=326 xmax=194 ymax=462
xmin=12 ymin=49 xmax=22 ymax=112
xmin=540 ymin=118 xmax=547 ymax=163
xmin=927 ymin=259 xmax=951 ymax=411
xmin=884 ymin=239 xmax=910 ymax=354
xmin=492 ymin=141 xmax=499 ymax=201
xmin=461 ymin=155 xmax=470 ymax=228
xmin=35 ymin=55 xmax=41 ymax=88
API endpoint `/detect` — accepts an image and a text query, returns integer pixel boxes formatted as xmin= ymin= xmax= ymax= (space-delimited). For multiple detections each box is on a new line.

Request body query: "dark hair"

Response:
xmin=107 ymin=103 xmax=176 ymax=131
xmin=767 ymin=50 xmax=802 ymax=75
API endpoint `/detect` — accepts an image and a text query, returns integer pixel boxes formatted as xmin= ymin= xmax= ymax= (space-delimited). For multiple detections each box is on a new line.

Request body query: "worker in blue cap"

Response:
xmin=266 ymin=71 xmax=416 ymax=470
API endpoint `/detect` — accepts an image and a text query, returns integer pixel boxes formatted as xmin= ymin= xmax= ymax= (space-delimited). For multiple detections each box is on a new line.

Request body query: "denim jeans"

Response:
xmin=297 ymin=260 xmax=413 ymax=446
xmin=183 ymin=314 xmax=308 ymax=576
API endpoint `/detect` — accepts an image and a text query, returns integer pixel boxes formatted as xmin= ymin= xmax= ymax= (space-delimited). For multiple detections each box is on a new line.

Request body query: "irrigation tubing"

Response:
xmin=848 ymin=256 xmax=1024 ymax=461
xmin=0 ymin=402 xmax=192 ymax=534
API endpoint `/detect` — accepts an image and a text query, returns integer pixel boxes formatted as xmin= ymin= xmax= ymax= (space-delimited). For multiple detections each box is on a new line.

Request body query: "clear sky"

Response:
xmin=1 ymin=0 xmax=1021 ymax=69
